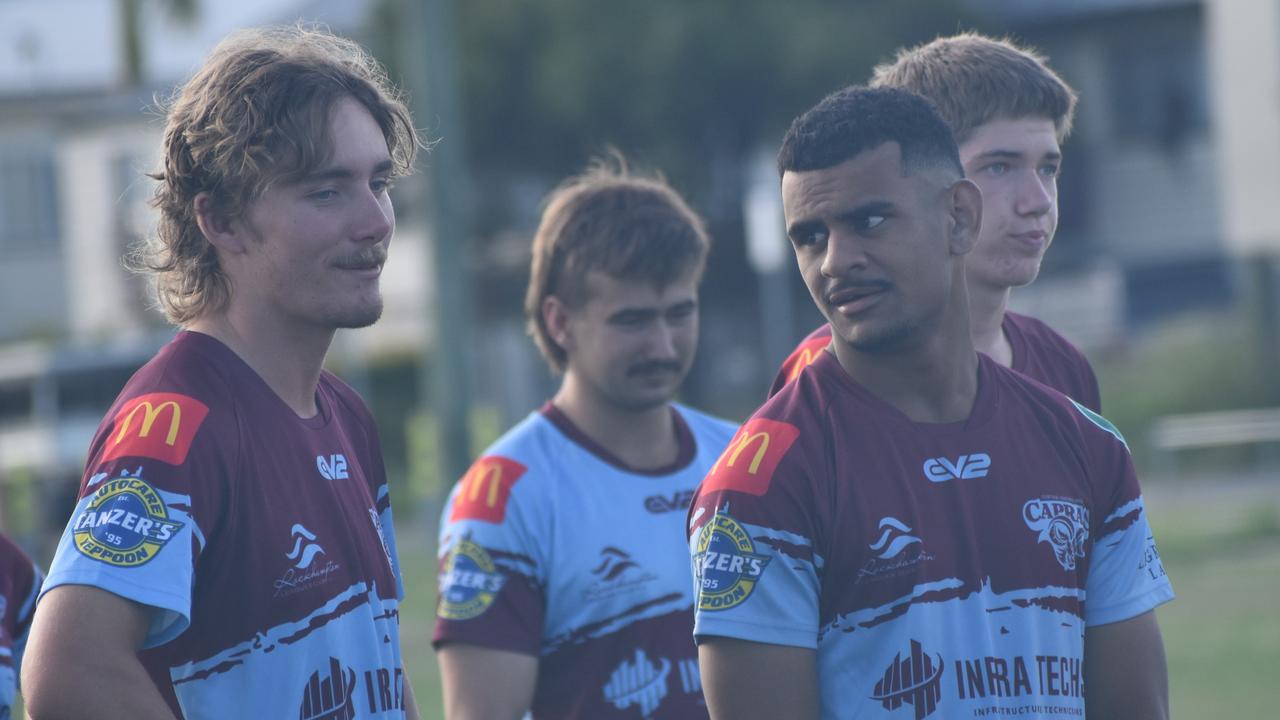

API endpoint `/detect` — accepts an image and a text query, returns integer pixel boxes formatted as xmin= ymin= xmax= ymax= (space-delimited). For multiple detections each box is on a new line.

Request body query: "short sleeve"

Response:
xmin=1072 ymin=402 xmax=1175 ymax=625
xmin=41 ymin=392 xmax=227 ymax=648
xmin=433 ymin=455 xmax=546 ymax=656
xmin=688 ymin=417 xmax=823 ymax=649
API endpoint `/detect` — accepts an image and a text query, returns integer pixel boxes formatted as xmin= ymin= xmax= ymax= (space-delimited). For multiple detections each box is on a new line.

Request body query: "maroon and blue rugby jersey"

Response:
xmin=769 ymin=312 xmax=1101 ymax=412
xmin=691 ymin=351 xmax=1171 ymax=720
xmin=435 ymin=402 xmax=737 ymax=718
xmin=42 ymin=332 xmax=407 ymax=719
xmin=0 ymin=532 xmax=41 ymax=717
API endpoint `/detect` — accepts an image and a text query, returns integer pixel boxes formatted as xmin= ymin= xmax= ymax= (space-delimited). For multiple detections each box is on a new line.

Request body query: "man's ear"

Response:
xmin=542 ymin=295 xmax=574 ymax=353
xmin=194 ymin=192 xmax=249 ymax=255
xmin=947 ymin=178 xmax=983 ymax=256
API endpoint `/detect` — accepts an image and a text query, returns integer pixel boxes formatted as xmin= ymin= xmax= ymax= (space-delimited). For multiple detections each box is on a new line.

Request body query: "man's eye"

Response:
xmin=858 ymin=215 xmax=886 ymax=231
xmin=308 ymin=189 xmax=338 ymax=201
xmin=1039 ymin=164 xmax=1060 ymax=178
xmin=982 ymin=162 xmax=1010 ymax=176
xmin=371 ymin=178 xmax=395 ymax=193
xmin=795 ymin=228 xmax=829 ymax=247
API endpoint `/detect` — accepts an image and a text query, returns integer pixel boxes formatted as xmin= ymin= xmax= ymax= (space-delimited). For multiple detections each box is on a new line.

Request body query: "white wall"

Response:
xmin=1206 ymin=0 xmax=1280 ymax=253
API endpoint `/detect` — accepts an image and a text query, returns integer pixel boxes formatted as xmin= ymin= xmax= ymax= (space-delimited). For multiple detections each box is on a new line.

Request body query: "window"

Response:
xmin=0 ymin=145 xmax=60 ymax=254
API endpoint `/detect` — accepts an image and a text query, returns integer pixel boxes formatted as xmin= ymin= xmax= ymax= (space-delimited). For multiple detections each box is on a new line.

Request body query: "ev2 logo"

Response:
xmin=923 ymin=453 xmax=991 ymax=483
xmin=316 ymin=454 xmax=349 ymax=480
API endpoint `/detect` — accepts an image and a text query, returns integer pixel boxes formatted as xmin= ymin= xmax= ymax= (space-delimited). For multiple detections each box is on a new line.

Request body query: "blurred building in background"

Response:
xmin=2 ymin=0 xmax=1279 ymax=540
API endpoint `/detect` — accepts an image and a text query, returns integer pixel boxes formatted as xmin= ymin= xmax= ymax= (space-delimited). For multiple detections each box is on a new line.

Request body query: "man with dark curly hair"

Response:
xmin=23 ymin=26 xmax=421 ymax=719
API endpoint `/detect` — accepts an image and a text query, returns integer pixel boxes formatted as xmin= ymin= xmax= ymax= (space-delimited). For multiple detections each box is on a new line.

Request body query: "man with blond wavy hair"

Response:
xmin=24 ymin=26 xmax=421 ymax=719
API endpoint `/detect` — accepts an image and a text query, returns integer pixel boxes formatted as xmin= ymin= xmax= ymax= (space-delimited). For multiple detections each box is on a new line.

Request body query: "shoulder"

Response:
xmin=95 ymin=334 xmax=239 ymax=465
xmin=673 ymin=404 xmax=739 ymax=444
xmin=700 ymin=377 xmax=829 ymax=500
xmin=1006 ymin=311 xmax=1093 ymax=367
xmin=0 ymin=533 xmax=34 ymax=578
xmin=994 ymin=362 xmax=1127 ymax=454
xmin=445 ymin=413 xmax=557 ymax=510
xmin=319 ymin=370 xmax=377 ymax=430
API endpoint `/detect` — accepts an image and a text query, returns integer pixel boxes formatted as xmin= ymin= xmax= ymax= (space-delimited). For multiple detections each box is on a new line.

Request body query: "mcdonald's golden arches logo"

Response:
xmin=450 ymin=456 xmax=528 ymax=524
xmin=783 ymin=336 xmax=830 ymax=383
xmin=702 ymin=418 xmax=800 ymax=496
xmin=102 ymin=393 xmax=209 ymax=465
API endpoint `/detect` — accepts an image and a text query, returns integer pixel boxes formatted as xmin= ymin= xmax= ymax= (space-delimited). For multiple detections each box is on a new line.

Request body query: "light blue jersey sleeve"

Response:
xmin=434 ymin=421 xmax=552 ymax=655
xmin=1071 ymin=401 xmax=1175 ymax=625
xmin=689 ymin=418 xmax=823 ymax=649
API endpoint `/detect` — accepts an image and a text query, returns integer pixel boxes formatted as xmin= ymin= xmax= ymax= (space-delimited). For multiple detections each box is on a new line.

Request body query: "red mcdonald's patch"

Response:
xmin=702 ymin=418 xmax=800 ymax=496
xmin=102 ymin=392 xmax=210 ymax=465
xmin=450 ymin=456 xmax=528 ymax=524
xmin=783 ymin=336 xmax=830 ymax=383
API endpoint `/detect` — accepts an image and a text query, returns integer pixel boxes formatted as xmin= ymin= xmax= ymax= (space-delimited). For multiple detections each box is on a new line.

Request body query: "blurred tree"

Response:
xmin=120 ymin=0 xmax=199 ymax=86
xmin=454 ymin=0 xmax=972 ymax=221
xmin=373 ymin=0 xmax=974 ymax=227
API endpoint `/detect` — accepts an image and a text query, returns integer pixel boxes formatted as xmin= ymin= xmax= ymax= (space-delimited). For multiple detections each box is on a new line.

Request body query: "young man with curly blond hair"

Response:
xmin=24 ymin=26 xmax=421 ymax=719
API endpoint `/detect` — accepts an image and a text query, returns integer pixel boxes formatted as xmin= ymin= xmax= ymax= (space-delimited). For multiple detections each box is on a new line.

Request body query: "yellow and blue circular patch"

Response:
xmin=693 ymin=513 xmax=771 ymax=611
xmin=72 ymin=475 xmax=183 ymax=567
xmin=437 ymin=538 xmax=506 ymax=620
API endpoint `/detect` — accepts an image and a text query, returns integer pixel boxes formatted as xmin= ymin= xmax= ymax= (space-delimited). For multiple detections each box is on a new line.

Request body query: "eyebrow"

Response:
xmin=971 ymin=149 xmax=1062 ymax=162
xmin=301 ymin=158 xmax=395 ymax=184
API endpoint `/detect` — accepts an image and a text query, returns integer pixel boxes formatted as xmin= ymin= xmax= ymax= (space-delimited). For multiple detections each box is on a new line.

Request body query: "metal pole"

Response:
xmin=403 ymin=0 xmax=473 ymax=495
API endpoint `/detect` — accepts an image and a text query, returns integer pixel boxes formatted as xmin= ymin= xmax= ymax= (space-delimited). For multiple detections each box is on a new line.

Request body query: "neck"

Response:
xmin=831 ymin=276 xmax=980 ymax=424
xmin=966 ymin=279 xmax=1013 ymax=367
xmin=552 ymin=373 xmax=678 ymax=470
xmin=187 ymin=306 xmax=334 ymax=418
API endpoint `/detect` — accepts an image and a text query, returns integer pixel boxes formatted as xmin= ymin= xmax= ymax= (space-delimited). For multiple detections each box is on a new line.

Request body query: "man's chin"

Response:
xmin=612 ymin=384 xmax=679 ymax=413
xmin=330 ymin=301 xmax=385 ymax=330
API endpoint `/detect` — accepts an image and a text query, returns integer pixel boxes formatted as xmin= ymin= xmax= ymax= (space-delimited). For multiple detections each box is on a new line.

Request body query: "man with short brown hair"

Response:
xmin=24 ymin=26 xmax=420 ymax=719
xmin=434 ymin=160 xmax=736 ymax=719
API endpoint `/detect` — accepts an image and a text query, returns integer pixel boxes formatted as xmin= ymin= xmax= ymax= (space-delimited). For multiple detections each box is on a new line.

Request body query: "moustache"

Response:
xmin=334 ymin=248 xmax=387 ymax=269
xmin=824 ymin=279 xmax=891 ymax=305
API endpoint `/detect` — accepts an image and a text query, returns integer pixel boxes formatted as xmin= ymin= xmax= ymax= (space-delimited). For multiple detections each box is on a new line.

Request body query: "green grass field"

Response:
xmin=398 ymin=479 xmax=1280 ymax=719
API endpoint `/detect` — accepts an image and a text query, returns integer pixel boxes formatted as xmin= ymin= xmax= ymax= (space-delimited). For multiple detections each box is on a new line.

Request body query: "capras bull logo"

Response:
xmin=1022 ymin=498 xmax=1089 ymax=571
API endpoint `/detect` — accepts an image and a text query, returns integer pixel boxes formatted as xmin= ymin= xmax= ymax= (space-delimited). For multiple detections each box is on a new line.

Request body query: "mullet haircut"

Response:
xmin=777 ymin=86 xmax=962 ymax=178
xmin=525 ymin=157 xmax=711 ymax=373
xmin=870 ymin=32 xmax=1078 ymax=144
xmin=137 ymin=25 xmax=419 ymax=325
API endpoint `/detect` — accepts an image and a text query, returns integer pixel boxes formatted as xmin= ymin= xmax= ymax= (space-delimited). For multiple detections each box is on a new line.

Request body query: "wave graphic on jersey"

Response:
xmin=592 ymin=547 xmax=640 ymax=581
xmin=869 ymin=517 xmax=922 ymax=560
xmin=171 ymin=580 xmax=398 ymax=685
xmin=288 ymin=524 xmax=327 ymax=569
xmin=603 ymin=648 xmax=671 ymax=716
xmin=823 ymin=577 xmax=1085 ymax=640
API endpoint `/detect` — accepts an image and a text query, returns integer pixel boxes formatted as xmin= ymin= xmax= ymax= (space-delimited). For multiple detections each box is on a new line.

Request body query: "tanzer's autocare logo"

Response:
xmin=437 ymin=538 xmax=505 ymax=620
xmin=72 ymin=474 xmax=183 ymax=567
xmin=693 ymin=513 xmax=770 ymax=611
